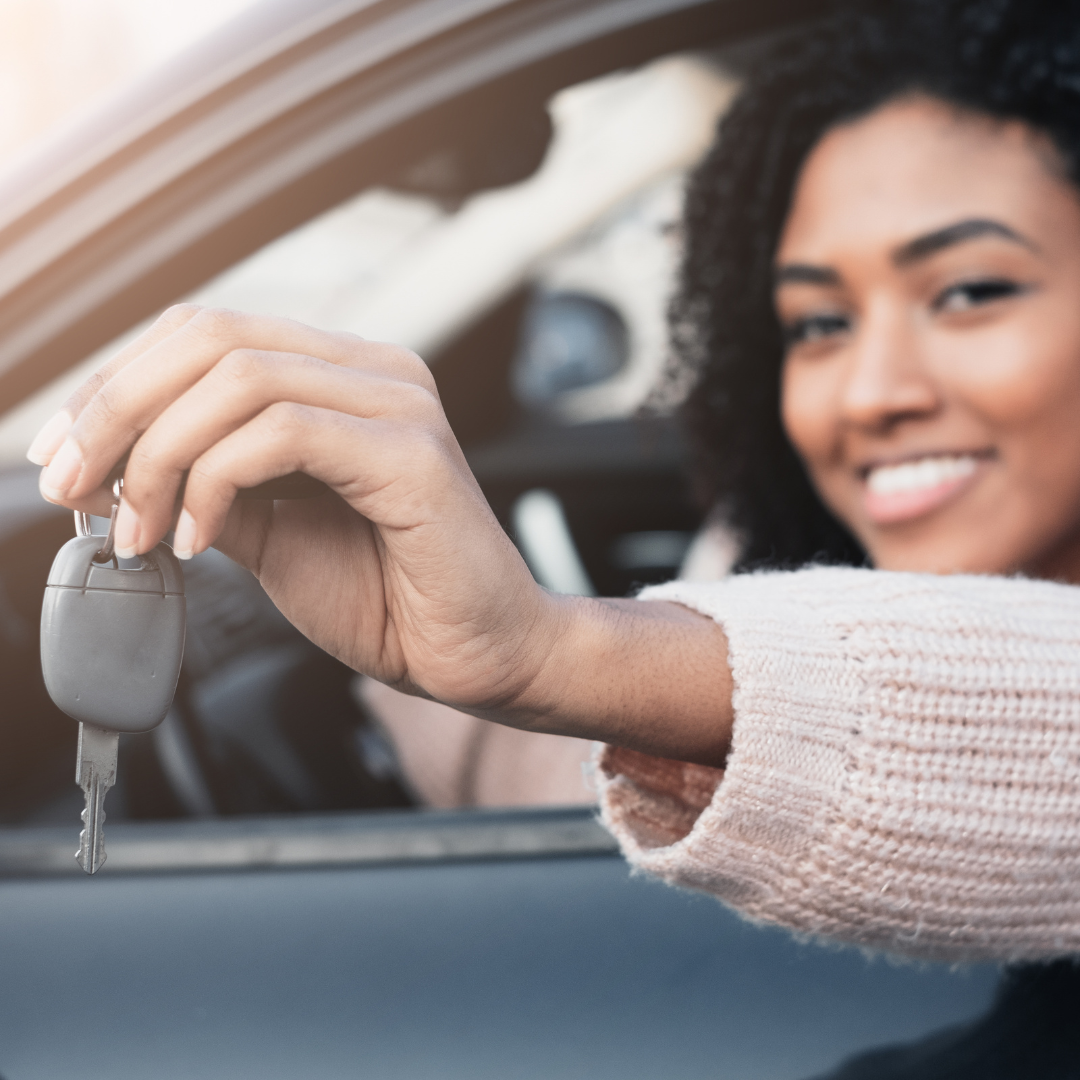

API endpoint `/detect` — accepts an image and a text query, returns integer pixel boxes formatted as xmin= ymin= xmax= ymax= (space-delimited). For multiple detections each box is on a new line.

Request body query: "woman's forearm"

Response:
xmin=475 ymin=595 xmax=734 ymax=768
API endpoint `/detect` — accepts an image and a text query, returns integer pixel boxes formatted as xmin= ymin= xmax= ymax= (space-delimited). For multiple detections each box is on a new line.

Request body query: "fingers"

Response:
xmin=115 ymin=349 xmax=443 ymax=550
xmin=26 ymin=304 xmax=202 ymax=465
xmin=42 ymin=488 xmax=121 ymax=520
xmin=62 ymin=305 xmax=205 ymax=424
xmin=35 ymin=305 xmax=434 ymax=503
xmin=166 ymin=404 xmax=451 ymax=560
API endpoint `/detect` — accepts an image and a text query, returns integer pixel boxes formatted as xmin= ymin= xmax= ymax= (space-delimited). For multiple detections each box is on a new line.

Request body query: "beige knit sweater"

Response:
xmin=595 ymin=567 xmax=1080 ymax=963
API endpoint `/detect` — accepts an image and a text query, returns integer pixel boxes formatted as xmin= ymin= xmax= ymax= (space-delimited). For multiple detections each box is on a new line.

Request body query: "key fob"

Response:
xmin=40 ymin=536 xmax=185 ymax=733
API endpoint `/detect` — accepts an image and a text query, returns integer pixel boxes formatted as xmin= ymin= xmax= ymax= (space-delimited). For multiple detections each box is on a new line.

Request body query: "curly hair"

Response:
xmin=675 ymin=0 xmax=1080 ymax=569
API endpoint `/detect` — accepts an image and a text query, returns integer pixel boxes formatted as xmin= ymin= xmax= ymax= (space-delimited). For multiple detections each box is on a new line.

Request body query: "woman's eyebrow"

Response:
xmin=772 ymin=219 xmax=1038 ymax=287
xmin=892 ymin=218 xmax=1039 ymax=266
xmin=773 ymin=264 xmax=841 ymax=287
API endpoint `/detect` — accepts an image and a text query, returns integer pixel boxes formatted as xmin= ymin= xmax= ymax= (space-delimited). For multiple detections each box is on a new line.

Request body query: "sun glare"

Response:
xmin=0 ymin=0 xmax=258 ymax=169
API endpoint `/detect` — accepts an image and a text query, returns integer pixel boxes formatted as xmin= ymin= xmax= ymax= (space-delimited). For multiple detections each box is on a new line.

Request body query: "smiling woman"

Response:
xmin=677 ymin=4 xmax=1080 ymax=581
xmin=598 ymin=0 xmax=1080 ymax=939
xmin=595 ymin=4 xmax=1080 ymax=1072
xmin=776 ymin=98 xmax=1080 ymax=579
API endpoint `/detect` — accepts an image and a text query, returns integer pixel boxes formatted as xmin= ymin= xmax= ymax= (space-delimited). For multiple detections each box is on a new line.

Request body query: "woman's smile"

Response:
xmin=861 ymin=450 xmax=991 ymax=525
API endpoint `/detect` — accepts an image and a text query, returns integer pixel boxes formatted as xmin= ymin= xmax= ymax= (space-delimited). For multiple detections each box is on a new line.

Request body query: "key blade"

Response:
xmin=77 ymin=777 xmax=107 ymax=875
xmin=75 ymin=722 xmax=119 ymax=787
xmin=75 ymin=724 xmax=119 ymax=875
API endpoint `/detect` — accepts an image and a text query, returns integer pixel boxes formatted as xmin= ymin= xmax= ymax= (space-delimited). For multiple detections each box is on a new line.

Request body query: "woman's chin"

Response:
xmin=869 ymin=519 xmax=1080 ymax=583
xmin=866 ymin=522 xmax=1023 ymax=577
xmin=858 ymin=510 xmax=1015 ymax=577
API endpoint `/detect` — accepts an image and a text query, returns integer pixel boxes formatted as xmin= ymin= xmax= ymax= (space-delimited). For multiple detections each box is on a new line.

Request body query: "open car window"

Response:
xmin=0 ymin=54 xmax=733 ymax=459
xmin=0 ymin=53 xmax=735 ymax=826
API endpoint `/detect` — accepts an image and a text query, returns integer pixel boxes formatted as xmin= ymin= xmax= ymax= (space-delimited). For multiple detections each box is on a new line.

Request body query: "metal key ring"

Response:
xmin=74 ymin=477 xmax=123 ymax=564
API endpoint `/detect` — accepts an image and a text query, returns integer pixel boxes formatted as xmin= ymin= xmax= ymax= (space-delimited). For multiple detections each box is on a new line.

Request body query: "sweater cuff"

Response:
xmin=596 ymin=572 xmax=855 ymax=916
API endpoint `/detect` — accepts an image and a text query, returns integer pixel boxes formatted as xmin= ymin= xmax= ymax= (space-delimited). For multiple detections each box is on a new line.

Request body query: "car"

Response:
xmin=0 ymin=1 xmax=1000 ymax=1077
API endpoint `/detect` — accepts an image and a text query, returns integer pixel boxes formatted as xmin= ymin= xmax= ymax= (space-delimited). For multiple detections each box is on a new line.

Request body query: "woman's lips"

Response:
xmin=863 ymin=453 xmax=986 ymax=525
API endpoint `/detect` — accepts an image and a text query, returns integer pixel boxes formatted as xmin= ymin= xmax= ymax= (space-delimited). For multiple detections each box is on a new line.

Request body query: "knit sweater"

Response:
xmin=594 ymin=567 xmax=1080 ymax=963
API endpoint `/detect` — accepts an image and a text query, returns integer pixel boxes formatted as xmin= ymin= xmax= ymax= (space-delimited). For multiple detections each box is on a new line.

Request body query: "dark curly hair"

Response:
xmin=675 ymin=0 xmax=1080 ymax=569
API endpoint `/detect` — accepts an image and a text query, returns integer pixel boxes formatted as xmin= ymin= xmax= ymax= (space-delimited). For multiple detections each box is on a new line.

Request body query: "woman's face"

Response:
xmin=776 ymin=95 xmax=1080 ymax=580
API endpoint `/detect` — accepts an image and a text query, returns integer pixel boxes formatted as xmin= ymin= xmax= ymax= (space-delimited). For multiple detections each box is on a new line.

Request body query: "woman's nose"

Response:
xmin=840 ymin=305 xmax=940 ymax=431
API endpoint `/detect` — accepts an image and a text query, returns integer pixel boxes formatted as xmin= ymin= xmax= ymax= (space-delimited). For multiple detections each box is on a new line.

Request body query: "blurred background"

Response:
xmin=0 ymin=0 xmax=736 ymax=822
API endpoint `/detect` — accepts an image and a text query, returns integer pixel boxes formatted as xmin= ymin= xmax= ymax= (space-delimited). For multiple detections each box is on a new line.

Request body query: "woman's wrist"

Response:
xmin=485 ymin=592 xmax=734 ymax=768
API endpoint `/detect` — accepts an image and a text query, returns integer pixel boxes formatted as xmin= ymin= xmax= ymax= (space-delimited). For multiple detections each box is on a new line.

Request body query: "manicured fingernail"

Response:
xmin=172 ymin=509 xmax=197 ymax=560
xmin=26 ymin=411 xmax=72 ymax=465
xmin=113 ymin=501 xmax=140 ymax=560
xmin=40 ymin=438 xmax=83 ymax=498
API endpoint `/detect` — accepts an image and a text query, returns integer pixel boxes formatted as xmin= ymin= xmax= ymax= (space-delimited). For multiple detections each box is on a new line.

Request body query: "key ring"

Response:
xmin=74 ymin=477 xmax=123 ymax=564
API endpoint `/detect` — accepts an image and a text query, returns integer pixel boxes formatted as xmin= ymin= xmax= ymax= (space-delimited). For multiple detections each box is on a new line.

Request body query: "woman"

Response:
xmin=599 ymin=0 xmax=1080 ymax=962
xmin=26 ymin=0 xmax=1080 ymax=969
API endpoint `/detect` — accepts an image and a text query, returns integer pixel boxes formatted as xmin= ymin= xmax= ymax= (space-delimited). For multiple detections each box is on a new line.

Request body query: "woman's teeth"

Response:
xmin=866 ymin=454 xmax=979 ymax=495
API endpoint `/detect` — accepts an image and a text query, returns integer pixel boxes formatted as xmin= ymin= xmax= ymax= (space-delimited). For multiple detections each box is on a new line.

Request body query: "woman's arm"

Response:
xmin=35 ymin=306 xmax=1080 ymax=962
xmin=598 ymin=567 xmax=1080 ymax=963
xmin=481 ymin=594 xmax=732 ymax=766
xmin=29 ymin=305 xmax=733 ymax=765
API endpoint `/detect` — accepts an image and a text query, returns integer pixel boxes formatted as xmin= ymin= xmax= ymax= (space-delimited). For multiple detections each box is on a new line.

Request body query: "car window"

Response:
xmin=0 ymin=53 xmax=736 ymax=826
xmin=0 ymin=54 xmax=732 ymax=452
xmin=185 ymin=54 xmax=732 ymax=419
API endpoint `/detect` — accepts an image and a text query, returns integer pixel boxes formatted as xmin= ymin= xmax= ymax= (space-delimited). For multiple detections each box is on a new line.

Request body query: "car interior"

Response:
xmin=0 ymin=50 xmax=730 ymax=824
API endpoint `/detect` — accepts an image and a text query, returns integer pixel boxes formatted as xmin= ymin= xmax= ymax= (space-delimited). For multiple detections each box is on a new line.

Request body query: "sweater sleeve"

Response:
xmin=594 ymin=567 xmax=1080 ymax=962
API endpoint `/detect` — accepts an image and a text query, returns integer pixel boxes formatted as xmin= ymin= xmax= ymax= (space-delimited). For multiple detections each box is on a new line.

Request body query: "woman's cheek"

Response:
xmin=950 ymin=301 xmax=1080 ymax=423
xmin=781 ymin=357 xmax=842 ymax=472
xmin=781 ymin=356 xmax=866 ymax=536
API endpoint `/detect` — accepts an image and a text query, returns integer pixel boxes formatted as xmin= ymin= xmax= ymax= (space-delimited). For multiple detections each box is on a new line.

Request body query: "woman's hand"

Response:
xmin=29 ymin=305 xmax=552 ymax=709
xmin=28 ymin=305 xmax=733 ymax=765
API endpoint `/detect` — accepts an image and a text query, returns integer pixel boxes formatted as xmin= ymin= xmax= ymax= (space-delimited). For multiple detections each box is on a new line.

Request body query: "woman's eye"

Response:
xmin=933 ymin=278 xmax=1025 ymax=313
xmin=783 ymin=312 xmax=851 ymax=346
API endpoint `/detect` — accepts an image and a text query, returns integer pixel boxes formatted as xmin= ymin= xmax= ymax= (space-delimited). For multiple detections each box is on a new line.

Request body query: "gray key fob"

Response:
xmin=40 ymin=536 xmax=186 ymax=733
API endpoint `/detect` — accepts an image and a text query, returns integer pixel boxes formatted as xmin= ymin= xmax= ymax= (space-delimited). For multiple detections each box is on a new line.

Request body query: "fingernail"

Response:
xmin=26 ymin=410 xmax=72 ymax=465
xmin=40 ymin=438 xmax=83 ymax=498
xmin=172 ymin=508 xmax=197 ymax=560
xmin=113 ymin=501 xmax=140 ymax=560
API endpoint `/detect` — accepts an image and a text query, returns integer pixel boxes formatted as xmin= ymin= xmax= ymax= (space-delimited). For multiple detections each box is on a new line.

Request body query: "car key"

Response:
xmin=40 ymin=484 xmax=186 ymax=873
xmin=40 ymin=470 xmax=318 ymax=872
